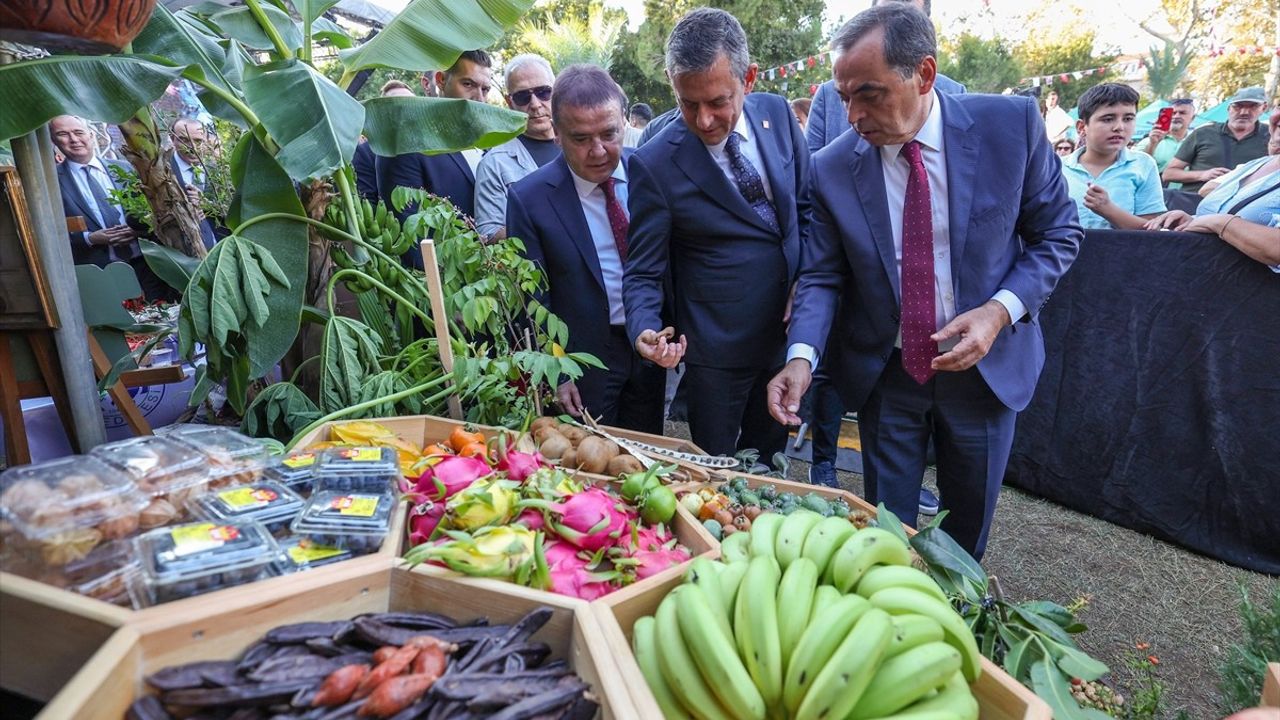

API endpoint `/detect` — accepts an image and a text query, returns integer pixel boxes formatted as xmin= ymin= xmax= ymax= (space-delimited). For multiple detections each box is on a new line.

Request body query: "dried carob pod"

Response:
xmin=352 ymin=617 xmax=507 ymax=648
xmin=162 ymin=680 xmax=314 ymax=708
xmin=486 ymin=685 xmax=588 ymax=720
xmin=355 ymin=611 xmax=458 ymax=630
xmin=265 ymin=621 xmax=355 ymax=645
xmin=146 ymin=661 xmax=239 ymax=691
xmin=126 ymin=695 xmax=173 ymax=720
xmin=248 ymin=655 xmax=347 ymax=683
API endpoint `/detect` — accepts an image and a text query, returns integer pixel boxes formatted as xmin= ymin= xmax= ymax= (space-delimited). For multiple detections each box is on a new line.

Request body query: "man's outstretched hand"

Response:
xmin=931 ymin=300 xmax=1010 ymax=372
xmin=767 ymin=358 xmax=813 ymax=426
xmin=635 ymin=327 xmax=687 ymax=368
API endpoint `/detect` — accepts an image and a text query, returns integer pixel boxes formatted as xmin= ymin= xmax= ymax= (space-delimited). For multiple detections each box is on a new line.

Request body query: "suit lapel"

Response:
xmin=940 ymin=95 xmax=979 ymax=300
xmin=669 ymin=122 xmax=771 ymax=232
xmin=850 ymin=141 xmax=900 ymax=304
xmin=58 ymin=161 xmax=100 ymax=230
xmin=448 ymin=151 xmax=475 ymax=183
xmin=547 ymin=160 xmax=605 ymax=291
xmin=745 ymin=100 xmax=789 ymax=236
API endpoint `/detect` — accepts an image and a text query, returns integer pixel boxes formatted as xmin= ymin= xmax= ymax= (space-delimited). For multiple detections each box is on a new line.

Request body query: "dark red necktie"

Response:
xmin=900 ymin=140 xmax=936 ymax=384
xmin=600 ymin=178 xmax=628 ymax=263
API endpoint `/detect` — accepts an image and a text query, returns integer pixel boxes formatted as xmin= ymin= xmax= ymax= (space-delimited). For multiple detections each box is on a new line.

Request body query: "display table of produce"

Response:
xmin=41 ymin=563 xmax=626 ymax=719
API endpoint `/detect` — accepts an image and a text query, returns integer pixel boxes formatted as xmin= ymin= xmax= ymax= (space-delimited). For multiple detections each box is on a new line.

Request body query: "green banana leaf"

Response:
xmin=225 ymin=134 xmax=309 ymax=378
xmin=243 ymin=59 xmax=364 ymax=181
xmin=139 ymin=239 xmax=203 ymax=293
xmin=210 ymin=4 xmax=303 ymax=52
xmin=311 ymin=17 xmax=353 ymax=50
xmin=362 ymin=97 xmax=527 ymax=156
xmin=320 ymin=316 xmax=384 ymax=412
xmin=339 ymin=0 xmax=537 ymax=73
xmin=297 ymin=0 xmax=342 ymax=25
xmin=133 ymin=5 xmax=229 ymax=92
xmin=0 ymin=55 xmax=185 ymax=142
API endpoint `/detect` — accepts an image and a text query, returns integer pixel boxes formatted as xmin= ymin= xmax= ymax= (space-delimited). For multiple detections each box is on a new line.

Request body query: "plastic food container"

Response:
xmin=0 ymin=456 xmax=150 ymax=567
xmin=274 ymin=535 xmax=354 ymax=573
xmin=168 ymin=427 xmax=271 ymax=487
xmin=89 ymin=436 xmax=209 ymax=502
xmin=0 ymin=537 xmax=139 ymax=606
xmin=189 ymin=481 xmax=304 ymax=536
xmin=289 ymin=491 xmax=394 ymax=555
xmin=315 ymin=447 xmax=399 ymax=494
xmin=264 ymin=451 xmax=320 ymax=496
xmin=131 ymin=520 xmax=281 ymax=606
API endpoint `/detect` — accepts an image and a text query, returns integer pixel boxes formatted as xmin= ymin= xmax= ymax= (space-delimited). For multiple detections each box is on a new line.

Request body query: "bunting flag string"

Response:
xmin=1021 ymin=44 xmax=1280 ymax=87
xmin=762 ymin=49 xmax=837 ymax=84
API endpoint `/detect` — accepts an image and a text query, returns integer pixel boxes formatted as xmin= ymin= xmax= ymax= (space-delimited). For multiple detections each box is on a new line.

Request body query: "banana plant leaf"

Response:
xmin=139 ymin=239 xmax=202 ymax=293
xmin=210 ymin=4 xmax=303 ymax=52
xmin=320 ymin=316 xmax=384 ymax=412
xmin=296 ymin=0 xmax=342 ymax=25
xmin=339 ymin=0 xmax=536 ymax=73
xmin=133 ymin=6 xmax=230 ymax=92
xmin=225 ymin=134 xmax=309 ymax=378
xmin=0 ymin=55 xmax=185 ymax=142
xmin=243 ymin=59 xmax=364 ymax=181
xmin=311 ymin=17 xmax=352 ymax=50
xmin=362 ymin=97 xmax=527 ymax=156
xmin=241 ymin=381 xmax=321 ymax=443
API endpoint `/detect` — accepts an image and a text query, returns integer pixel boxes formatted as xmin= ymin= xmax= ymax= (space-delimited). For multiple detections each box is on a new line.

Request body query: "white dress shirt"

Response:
xmin=66 ymin=156 xmax=124 ymax=229
xmin=704 ymin=111 xmax=774 ymax=202
xmin=174 ymin=154 xmax=197 ymax=187
xmin=569 ymin=161 xmax=629 ymax=325
xmin=461 ymin=148 xmax=483 ymax=175
xmin=787 ymin=91 xmax=1026 ymax=369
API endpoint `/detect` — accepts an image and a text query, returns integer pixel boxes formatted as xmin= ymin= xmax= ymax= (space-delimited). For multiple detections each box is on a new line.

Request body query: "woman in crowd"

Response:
xmin=1054 ymin=139 xmax=1076 ymax=157
xmin=1145 ymin=110 xmax=1280 ymax=269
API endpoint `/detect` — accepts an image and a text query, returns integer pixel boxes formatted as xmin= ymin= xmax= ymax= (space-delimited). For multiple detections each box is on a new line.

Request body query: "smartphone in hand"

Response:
xmin=1154 ymin=107 xmax=1174 ymax=133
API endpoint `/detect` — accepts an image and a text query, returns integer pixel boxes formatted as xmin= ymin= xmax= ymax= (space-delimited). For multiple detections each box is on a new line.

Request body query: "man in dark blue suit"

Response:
xmin=624 ymin=8 xmax=810 ymax=458
xmin=169 ymin=117 xmax=221 ymax=249
xmin=507 ymin=66 xmax=665 ymax=432
xmin=375 ymin=50 xmax=493 ymax=270
xmin=769 ymin=4 xmax=1082 ymax=558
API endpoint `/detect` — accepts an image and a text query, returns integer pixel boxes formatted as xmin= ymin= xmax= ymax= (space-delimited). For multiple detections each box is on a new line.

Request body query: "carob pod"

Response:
xmin=237 ymin=641 xmax=277 ymax=672
xmin=126 ymin=696 xmax=173 ymax=720
xmin=504 ymin=654 xmax=525 ymax=674
xmin=386 ymin=695 xmax=435 ymax=720
xmin=265 ymin=621 xmax=355 ymax=645
xmin=433 ymin=671 xmax=573 ymax=701
xmin=200 ymin=661 xmax=242 ymax=688
xmin=226 ymin=708 xmax=268 ymax=720
xmin=466 ymin=679 xmax=585 ymax=710
xmin=471 ymin=642 xmax=551 ymax=673
xmin=353 ymin=617 xmax=507 ymax=648
xmin=305 ymin=638 xmax=367 ymax=658
xmin=147 ymin=660 xmax=242 ymax=691
xmin=162 ymin=680 xmax=314 ymax=707
xmin=492 ymin=607 xmax=553 ymax=649
xmin=249 ymin=655 xmax=346 ymax=683
xmin=355 ymin=611 xmax=458 ymax=630
xmin=558 ymin=694 xmax=599 ymax=720
xmin=486 ymin=685 xmax=586 ymax=720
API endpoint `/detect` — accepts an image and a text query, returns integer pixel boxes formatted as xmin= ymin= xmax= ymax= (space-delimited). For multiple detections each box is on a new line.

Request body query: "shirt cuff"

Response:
xmin=991 ymin=289 xmax=1027 ymax=323
xmin=786 ymin=343 xmax=819 ymax=370
xmin=82 ymin=231 xmax=93 ymax=246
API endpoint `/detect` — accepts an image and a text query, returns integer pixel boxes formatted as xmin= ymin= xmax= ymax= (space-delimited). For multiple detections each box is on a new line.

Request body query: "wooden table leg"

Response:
xmin=87 ymin=332 xmax=151 ymax=437
xmin=25 ymin=331 xmax=80 ymax=453
xmin=0 ymin=333 xmax=32 ymax=465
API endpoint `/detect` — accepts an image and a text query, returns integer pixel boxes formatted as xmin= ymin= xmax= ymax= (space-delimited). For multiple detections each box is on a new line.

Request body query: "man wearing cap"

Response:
xmin=1163 ymin=87 xmax=1269 ymax=194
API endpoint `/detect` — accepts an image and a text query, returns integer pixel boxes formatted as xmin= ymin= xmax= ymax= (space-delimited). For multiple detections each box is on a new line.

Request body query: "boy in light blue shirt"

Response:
xmin=1061 ymin=83 xmax=1166 ymax=229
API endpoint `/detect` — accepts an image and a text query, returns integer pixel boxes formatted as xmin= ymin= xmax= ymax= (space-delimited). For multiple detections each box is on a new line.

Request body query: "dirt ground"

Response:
xmin=667 ymin=421 xmax=1278 ymax=720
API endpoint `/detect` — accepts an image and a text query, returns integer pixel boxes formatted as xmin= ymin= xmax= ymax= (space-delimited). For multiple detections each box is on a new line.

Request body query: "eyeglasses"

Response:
xmin=1055 ymin=144 xmax=1074 ymax=151
xmin=509 ymin=85 xmax=552 ymax=107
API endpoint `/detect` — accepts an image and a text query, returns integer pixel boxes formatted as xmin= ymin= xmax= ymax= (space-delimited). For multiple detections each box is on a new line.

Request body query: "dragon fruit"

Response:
xmin=520 ymin=467 xmax=584 ymax=501
xmin=628 ymin=544 xmax=691 ymax=580
xmin=497 ymin=448 xmax=546 ymax=483
xmin=514 ymin=508 xmax=545 ymax=531
xmin=403 ymin=526 xmax=542 ymax=582
xmin=412 ymin=455 xmax=492 ymax=502
xmin=407 ymin=501 xmax=446 ymax=547
xmin=521 ymin=487 xmax=631 ymax=552
xmin=443 ymin=478 xmax=520 ymax=532
xmin=615 ymin=523 xmax=691 ymax=580
xmin=542 ymin=540 xmax=618 ymax=600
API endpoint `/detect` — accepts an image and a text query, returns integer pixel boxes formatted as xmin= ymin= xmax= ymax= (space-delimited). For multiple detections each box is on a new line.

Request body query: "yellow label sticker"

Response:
xmin=282 ymin=452 xmax=316 ymax=469
xmin=217 ymin=487 xmax=277 ymax=510
xmin=170 ymin=523 xmax=238 ymax=556
xmin=337 ymin=448 xmax=384 ymax=463
xmin=287 ymin=541 xmax=345 ymax=564
xmin=330 ymin=495 xmax=379 ymax=517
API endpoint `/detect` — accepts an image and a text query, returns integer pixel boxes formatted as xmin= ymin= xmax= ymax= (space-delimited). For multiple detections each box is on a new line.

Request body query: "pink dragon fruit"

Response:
xmin=542 ymin=540 xmax=618 ymax=600
xmin=407 ymin=501 xmax=446 ymax=547
xmin=521 ymin=487 xmax=630 ymax=552
xmin=412 ymin=455 xmax=492 ymax=502
xmin=514 ymin=508 xmax=545 ymax=531
xmin=629 ymin=544 xmax=692 ymax=580
xmin=496 ymin=448 xmax=547 ymax=483
xmin=612 ymin=523 xmax=690 ymax=580
xmin=520 ymin=467 xmax=584 ymax=501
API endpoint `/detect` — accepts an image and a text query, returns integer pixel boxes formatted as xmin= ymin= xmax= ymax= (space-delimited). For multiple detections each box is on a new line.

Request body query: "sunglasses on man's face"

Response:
xmin=509 ymin=85 xmax=552 ymax=107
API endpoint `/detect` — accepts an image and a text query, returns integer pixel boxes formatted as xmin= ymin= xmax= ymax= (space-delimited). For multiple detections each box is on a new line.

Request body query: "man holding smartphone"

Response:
xmin=1139 ymin=98 xmax=1195 ymax=187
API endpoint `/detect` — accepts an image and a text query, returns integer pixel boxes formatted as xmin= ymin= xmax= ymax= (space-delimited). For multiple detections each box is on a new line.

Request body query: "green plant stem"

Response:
xmin=244 ymin=0 xmax=295 ymax=59
xmin=301 ymin=17 xmax=313 ymax=65
xmin=286 ymin=372 xmax=455 ymax=450
xmin=333 ymin=168 xmax=363 ymax=242
xmin=288 ymin=354 xmax=321 ymax=384
xmin=337 ymin=68 xmax=357 ymax=91
xmin=327 ymin=269 xmax=433 ymax=328
xmin=232 ymin=212 xmax=420 ymax=291
xmin=181 ymin=73 xmax=274 ymax=152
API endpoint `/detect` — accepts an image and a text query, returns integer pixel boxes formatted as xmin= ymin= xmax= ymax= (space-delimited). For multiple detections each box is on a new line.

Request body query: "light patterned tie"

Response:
xmin=900 ymin=140 xmax=936 ymax=384
xmin=599 ymin=177 xmax=628 ymax=263
xmin=724 ymin=133 xmax=780 ymax=234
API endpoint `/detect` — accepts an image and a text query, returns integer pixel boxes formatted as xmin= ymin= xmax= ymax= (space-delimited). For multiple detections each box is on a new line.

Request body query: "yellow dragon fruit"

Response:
xmin=442 ymin=477 xmax=520 ymax=531
xmin=404 ymin=525 xmax=546 ymax=584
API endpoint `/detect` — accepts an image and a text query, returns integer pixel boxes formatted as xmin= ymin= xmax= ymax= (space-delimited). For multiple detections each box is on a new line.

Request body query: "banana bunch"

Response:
xmin=632 ymin=511 xmax=983 ymax=720
xmin=324 ymin=198 xmax=417 ymax=294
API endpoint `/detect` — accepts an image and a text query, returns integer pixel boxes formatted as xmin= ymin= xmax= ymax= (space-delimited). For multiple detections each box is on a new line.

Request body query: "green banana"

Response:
xmin=773 ymin=509 xmax=823 ymax=570
xmin=801 ymin=516 xmax=857 ymax=581
xmin=867 ymin=587 xmax=983 ymax=683
xmin=885 ymin=671 xmax=979 ymax=720
xmin=685 ymin=557 xmax=733 ymax=639
xmin=655 ymin=589 xmax=735 ymax=720
xmin=678 ymin=583 xmax=767 ymax=720
xmin=782 ymin=594 xmax=872 ymax=714
xmin=794 ymin=607 xmax=894 ymax=720
xmin=829 ymin=527 xmax=912 ymax=593
xmin=633 ymin=615 xmax=693 ymax=719
xmin=374 ymin=199 xmax=388 ymax=230
xmin=389 ymin=223 xmax=414 ymax=255
xmin=809 ymin=585 xmax=843 ymax=624
xmin=721 ymin=530 xmax=751 ymax=564
xmin=847 ymin=641 xmax=962 ymax=719
xmin=747 ymin=512 xmax=784 ymax=561
xmin=856 ymin=564 xmax=949 ymax=602
xmin=886 ymin=612 xmax=946 ymax=658
xmin=776 ymin=557 xmax=819 ymax=672
xmin=718 ymin=559 xmax=750 ymax=622
xmin=734 ymin=555 xmax=784 ymax=714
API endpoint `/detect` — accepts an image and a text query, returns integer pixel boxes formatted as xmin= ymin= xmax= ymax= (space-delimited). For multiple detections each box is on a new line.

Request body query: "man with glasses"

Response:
xmin=1054 ymin=139 xmax=1076 ymax=157
xmin=1164 ymin=87 xmax=1270 ymax=193
xmin=376 ymin=50 xmax=493 ymax=267
xmin=474 ymin=54 xmax=557 ymax=241
xmin=1139 ymin=98 xmax=1195 ymax=186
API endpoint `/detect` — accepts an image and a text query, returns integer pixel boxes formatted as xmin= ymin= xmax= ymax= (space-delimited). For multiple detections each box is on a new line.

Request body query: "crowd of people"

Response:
xmin=46 ymin=0 xmax=1279 ymax=560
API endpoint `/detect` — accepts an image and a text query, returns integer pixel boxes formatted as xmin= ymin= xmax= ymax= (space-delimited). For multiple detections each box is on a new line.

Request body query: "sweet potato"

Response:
xmin=372 ymin=646 xmax=398 ymax=664
xmin=313 ymin=664 xmax=370 ymax=707
xmin=357 ymin=673 xmax=439 ymax=717
xmin=411 ymin=645 xmax=448 ymax=677
xmin=353 ymin=646 xmax=419 ymax=699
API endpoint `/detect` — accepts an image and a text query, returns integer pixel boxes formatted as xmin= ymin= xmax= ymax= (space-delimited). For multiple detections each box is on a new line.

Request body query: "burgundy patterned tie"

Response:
xmin=600 ymin=177 xmax=628 ymax=262
xmin=900 ymin=140 xmax=936 ymax=384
